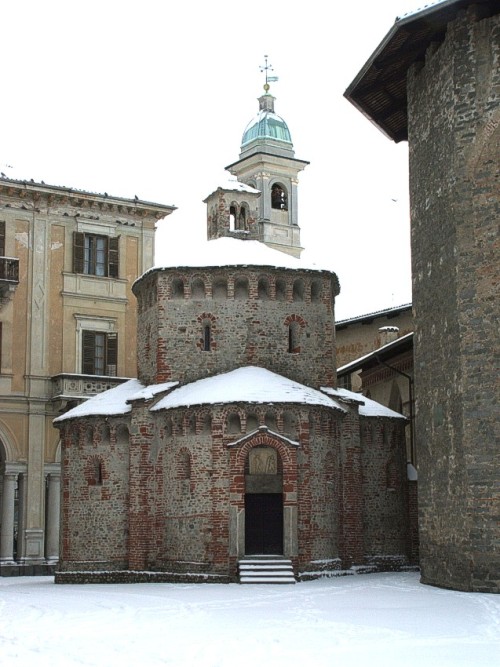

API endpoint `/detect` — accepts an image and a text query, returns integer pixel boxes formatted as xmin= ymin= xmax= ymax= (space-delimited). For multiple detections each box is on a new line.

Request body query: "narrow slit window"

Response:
xmin=203 ymin=324 xmax=211 ymax=351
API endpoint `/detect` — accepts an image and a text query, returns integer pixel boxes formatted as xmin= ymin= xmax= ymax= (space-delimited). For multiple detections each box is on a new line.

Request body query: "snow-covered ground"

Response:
xmin=1 ymin=572 xmax=499 ymax=667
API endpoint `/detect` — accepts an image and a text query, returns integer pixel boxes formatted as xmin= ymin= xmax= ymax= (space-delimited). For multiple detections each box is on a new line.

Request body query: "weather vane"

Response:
xmin=260 ymin=55 xmax=279 ymax=93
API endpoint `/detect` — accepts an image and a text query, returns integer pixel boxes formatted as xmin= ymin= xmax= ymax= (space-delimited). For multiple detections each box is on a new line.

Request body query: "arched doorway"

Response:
xmin=244 ymin=446 xmax=283 ymax=555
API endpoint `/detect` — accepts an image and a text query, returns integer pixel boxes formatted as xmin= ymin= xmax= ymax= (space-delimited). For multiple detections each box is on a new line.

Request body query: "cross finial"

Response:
xmin=260 ymin=55 xmax=279 ymax=93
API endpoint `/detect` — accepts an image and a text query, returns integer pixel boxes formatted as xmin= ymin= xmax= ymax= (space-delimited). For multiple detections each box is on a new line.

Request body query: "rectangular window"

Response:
xmin=73 ymin=232 xmax=119 ymax=277
xmin=82 ymin=331 xmax=117 ymax=376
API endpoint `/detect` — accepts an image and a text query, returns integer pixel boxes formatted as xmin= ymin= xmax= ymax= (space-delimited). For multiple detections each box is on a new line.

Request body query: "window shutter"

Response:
xmin=0 ymin=221 xmax=5 ymax=257
xmin=82 ymin=331 xmax=96 ymax=374
xmin=106 ymin=332 xmax=117 ymax=376
xmin=108 ymin=237 xmax=119 ymax=278
xmin=73 ymin=232 xmax=85 ymax=273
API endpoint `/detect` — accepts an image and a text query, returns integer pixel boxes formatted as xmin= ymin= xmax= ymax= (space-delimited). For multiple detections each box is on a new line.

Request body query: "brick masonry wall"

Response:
xmin=57 ymin=397 xmax=412 ymax=579
xmin=407 ymin=8 xmax=499 ymax=592
xmin=133 ymin=267 xmax=338 ymax=388
xmin=360 ymin=419 xmax=408 ymax=559
xmin=59 ymin=419 xmax=130 ymax=572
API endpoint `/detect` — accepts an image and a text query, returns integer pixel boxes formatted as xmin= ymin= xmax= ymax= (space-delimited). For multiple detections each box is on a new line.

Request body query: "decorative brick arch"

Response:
xmin=228 ymin=429 xmax=298 ymax=509
xmin=227 ymin=429 xmax=299 ymax=561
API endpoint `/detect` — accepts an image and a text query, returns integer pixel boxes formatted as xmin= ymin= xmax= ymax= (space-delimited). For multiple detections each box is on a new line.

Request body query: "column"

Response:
xmin=16 ymin=471 xmax=26 ymax=560
xmin=45 ymin=471 xmax=61 ymax=563
xmin=0 ymin=472 xmax=17 ymax=563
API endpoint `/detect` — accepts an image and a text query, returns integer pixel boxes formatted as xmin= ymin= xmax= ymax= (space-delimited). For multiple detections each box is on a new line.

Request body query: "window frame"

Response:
xmin=82 ymin=330 xmax=118 ymax=376
xmin=73 ymin=231 xmax=119 ymax=278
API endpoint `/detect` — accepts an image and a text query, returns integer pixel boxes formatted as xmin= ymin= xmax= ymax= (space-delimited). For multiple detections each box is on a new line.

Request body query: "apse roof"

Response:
xmin=54 ymin=367 xmax=406 ymax=422
xmin=152 ymin=367 xmax=345 ymax=412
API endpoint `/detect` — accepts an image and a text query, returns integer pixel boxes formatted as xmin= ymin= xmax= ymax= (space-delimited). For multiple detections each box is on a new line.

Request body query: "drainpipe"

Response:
xmin=374 ymin=355 xmax=415 ymax=467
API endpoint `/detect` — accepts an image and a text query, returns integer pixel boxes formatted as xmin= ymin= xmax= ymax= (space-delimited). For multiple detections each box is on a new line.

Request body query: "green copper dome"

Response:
xmin=241 ymin=109 xmax=292 ymax=146
xmin=241 ymin=92 xmax=293 ymax=148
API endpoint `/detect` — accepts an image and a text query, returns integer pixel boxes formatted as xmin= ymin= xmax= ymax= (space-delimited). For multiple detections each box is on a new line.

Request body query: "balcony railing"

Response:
xmin=51 ymin=373 xmax=130 ymax=403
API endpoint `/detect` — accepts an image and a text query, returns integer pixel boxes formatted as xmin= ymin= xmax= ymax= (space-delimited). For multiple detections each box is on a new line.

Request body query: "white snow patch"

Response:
xmin=1 ymin=573 xmax=499 ymax=667
xmin=321 ymin=386 xmax=407 ymax=419
xmin=152 ymin=367 xmax=346 ymax=411
xmin=54 ymin=378 xmax=144 ymax=422
xmin=205 ymin=178 xmax=261 ymax=196
xmin=141 ymin=235 xmax=330 ymax=275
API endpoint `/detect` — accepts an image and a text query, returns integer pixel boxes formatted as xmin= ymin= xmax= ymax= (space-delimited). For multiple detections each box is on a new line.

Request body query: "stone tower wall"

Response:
xmin=134 ymin=267 xmax=338 ymax=388
xmin=206 ymin=189 xmax=260 ymax=241
xmin=407 ymin=8 xmax=499 ymax=592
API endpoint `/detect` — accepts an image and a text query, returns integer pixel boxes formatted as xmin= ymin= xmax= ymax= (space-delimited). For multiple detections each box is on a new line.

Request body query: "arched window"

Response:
xmin=234 ymin=276 xmax=249 ymax=300
xmin=200 ymin=413 xmax=212 ymax=434
xmin=213 ymin=278 xmax=227 ymax=299
xmin=292 ymin=279 xmax=304 ymax=301
xmin=311 ymin=280 xmax=322 ymax=302
xmin=275 ymin=278 xmax=287 ymax=302
xmin=116 ymin=425 xmax=129 ymax=447
xmin=288 ymin=322 xmax=301 ymax=353
xmin=238 ymin=205 xmax=248 ymax=230
xmin=227 ymin=413 xmax=241 ymax=434
xmin=271 ymin=183 xmax=288 ymax=211
xmin=229 ymin=205 xmax=237 ymax=231
xmin=86 ymin=455 xmax=103 ymax=486
xmin=264 ymin=411 xmax=277 ymax=431
xmin=191 ymin=278 xmax=205 ymax=299
xmin=258 ymin=277 xmax=270 ymax=300
xmin=171 ymin=277 xmax=184 ymax=299
xmin=203 ymin=323 xmax=211 ymax=351
xmin=246 ymin=413 xmax=259 ymax=432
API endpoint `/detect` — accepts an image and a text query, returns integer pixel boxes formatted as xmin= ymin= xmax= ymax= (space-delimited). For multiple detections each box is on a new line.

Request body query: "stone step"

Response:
xmin=240 ymin=576 xmax=297 ymax=584
xmin=238 ymin=557 xmax=296 ymax=584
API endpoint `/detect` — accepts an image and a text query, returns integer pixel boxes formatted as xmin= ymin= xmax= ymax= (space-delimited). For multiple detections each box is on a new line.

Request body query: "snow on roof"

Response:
xmin=144 ymin=236 xmax=330 ymax=275
xmin=320 ymin=387 xmax=407 ymax=420
xmin=152 ymin=367 xmax=346 ymax=412
xmin=54 ymin=370 xmax=403 ymax=423
xmin=53 ymin=379 xmax=145 ymax=423
xmin=337 ymin=332 xmax=413 ymax=375
xmin=128 ymin=382 xmax=179 ymax=402
xmin=54 ymin=379 xmax=181 ymax=423
xmin=204 ymin=179 xmax=261 ymax=197
xmin=336 ymin=303 xmax=412 ymax=327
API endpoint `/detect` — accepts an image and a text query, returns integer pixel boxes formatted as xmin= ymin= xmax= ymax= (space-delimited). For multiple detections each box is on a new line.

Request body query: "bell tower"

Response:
xmin=225 ymin=58 xmax=309 ymax=258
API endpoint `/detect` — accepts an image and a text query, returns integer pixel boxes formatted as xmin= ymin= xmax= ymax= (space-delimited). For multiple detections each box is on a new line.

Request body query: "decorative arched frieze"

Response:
xmin=191 ymin=276 xmax=206 ymax=299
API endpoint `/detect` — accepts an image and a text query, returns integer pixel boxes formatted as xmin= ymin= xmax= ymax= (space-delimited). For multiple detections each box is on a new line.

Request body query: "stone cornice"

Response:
xmin=0 ymin=177 xmax=176 ymax=220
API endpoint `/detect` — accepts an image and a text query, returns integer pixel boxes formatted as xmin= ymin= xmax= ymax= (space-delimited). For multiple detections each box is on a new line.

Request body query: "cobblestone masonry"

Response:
xmin=408 ymin=8 xmax=499 ymax=592
xmin=56 ymin=254 xmax=416 ymax=582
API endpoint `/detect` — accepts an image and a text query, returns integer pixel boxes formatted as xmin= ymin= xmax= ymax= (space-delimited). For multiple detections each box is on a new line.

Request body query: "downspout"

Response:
xmin=374 ymin=355 xmax=415 ymax=466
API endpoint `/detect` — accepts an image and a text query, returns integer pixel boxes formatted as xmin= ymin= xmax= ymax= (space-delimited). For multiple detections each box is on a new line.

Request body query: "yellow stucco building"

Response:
xmin=0 ymin=177 xmax=174 ymax=573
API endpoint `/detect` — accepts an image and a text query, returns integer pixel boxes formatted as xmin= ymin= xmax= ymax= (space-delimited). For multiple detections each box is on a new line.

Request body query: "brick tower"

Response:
xmin=346 ymin=0 xmax=499 ymax=592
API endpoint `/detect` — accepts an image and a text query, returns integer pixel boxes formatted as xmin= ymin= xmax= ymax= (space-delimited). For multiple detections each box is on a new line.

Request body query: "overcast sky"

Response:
xmin=2 ymin=0 xmax=426 ymax=319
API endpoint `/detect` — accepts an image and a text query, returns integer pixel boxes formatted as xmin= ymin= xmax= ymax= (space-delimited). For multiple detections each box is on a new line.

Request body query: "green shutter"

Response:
xmin=106 ymin=332 xmax=117 ymax=376
xmin=108 ymin=237 xmax=119 ymax=278
xmin=73 ymin=232 xmax=84 ymax=273
xmin=82 ymin=331 xmax=96 ymax=374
